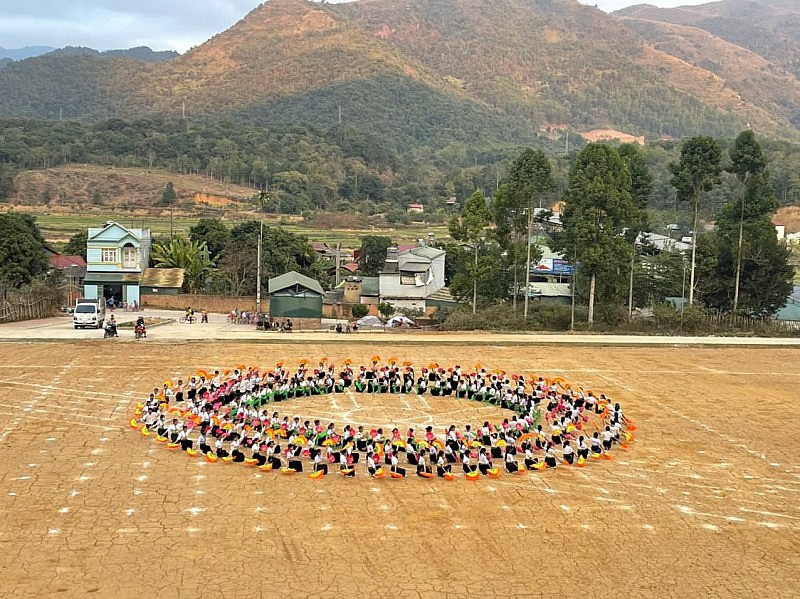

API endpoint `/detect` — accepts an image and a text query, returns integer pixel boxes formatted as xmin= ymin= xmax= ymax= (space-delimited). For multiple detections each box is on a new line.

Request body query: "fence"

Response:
xmin=0 ymin=282 xmax=67 ymax=323
xmin=699 ymin=309 xmax=800 ymax=334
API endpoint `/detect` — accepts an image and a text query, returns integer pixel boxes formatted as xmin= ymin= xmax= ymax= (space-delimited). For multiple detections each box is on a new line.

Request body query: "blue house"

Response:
xmin=83 ymin=221 xmax=151 ymax=306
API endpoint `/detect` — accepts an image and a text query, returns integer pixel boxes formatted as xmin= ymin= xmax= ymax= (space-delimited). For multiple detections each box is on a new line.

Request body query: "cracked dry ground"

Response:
xmin=0 ymin=341 xmax=798 ymax=598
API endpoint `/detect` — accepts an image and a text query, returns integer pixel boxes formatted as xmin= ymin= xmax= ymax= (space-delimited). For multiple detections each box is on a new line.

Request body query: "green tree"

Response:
xmin=378 ymin=302 xmax=396 ymax=319
xmin=495 ymin=148 xmax=553 ymax=317
xmin=351 ymin=303 xmax=368 ymax=319
xmin=706 ymin=131 xmax=793 ymax=316
xmin=159 ymin=181 xmax=177 ymax=206
xmin=726 ymin=131 xmax=772 ymax=312
xmin=62 ymin=230 xmax=88 ymax=260
xmin=151 ymin=237 xmax=217 ymax=293
xmin=554 ymin=144 xmax=636 ymax=325
xmin=219 ymin=222 xmax=323 ymax=296
xmin=449 ymin=189 xmax=493 ymax=314
xmin=618 ymin=143 xmax=653 ymax=314
xmin=670 ymin=136 xmax=722 ymax=305
xmin=189 ymin=218 xmax=230 ymax=259
xmin=359 ymin=235 xmax=394 ymax=276
xmin=0 ymin=213 xmax=49 ymax=287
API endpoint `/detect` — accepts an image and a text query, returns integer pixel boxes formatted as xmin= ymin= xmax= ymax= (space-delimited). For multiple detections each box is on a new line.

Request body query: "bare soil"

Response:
xmin=0 ymin=341 xmax=798 ymax=598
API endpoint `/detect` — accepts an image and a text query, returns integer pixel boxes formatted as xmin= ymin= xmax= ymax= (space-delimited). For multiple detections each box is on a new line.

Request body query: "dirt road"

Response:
xmin=0 ymin=340 xmax=798 ymax=598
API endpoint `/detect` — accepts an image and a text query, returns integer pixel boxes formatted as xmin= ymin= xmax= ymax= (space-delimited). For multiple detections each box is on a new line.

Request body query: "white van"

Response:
xmin=73 ymin=299 xmax=106 ymax=329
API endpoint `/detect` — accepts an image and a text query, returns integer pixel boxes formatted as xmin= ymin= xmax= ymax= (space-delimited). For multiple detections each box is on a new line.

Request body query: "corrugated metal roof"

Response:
xmin=140 ymin=268 xmax=185 ymax=289
xmin=408 ymin=246 xmax=445 ymax=260
xmin=268 ymin=271 xmax=324 ymax=295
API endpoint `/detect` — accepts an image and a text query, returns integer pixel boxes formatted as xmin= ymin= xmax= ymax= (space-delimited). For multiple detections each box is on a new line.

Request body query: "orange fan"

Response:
xmin=343 ymin=359 xmax=353 ymax=366
xmin=402 ymin=361 xmax=412 ymax=367
xmin=205 ymin=452 xmax=218 ymax=463
xmin=388 ymin=356 xmax=398 ymax=365
xmin=475 ymin=362 xmax=482 ymax=370
xmin=466 ymin=471 xmax=480 ymax=481
xmin=258 ymin=463 xmax=273 ymax=472
xmin=444 ymin=472 xmax=456 ymax=481
xmin=319 ymin=357 xmax=328 ymax=363
xmin=428 ymin=362 xmax=438 ymax=370
xmin=276 ymin=361 xmax=284 ymax=368
xmin=299 ymin=359 xmax=309 ymax=366
xmin=186 ymin=449 xmax=199 ymax=458
xmin=371 ymin=355 xmax=381 ymax=363
xmin=309 ymin=470 xmax=325 ymax=479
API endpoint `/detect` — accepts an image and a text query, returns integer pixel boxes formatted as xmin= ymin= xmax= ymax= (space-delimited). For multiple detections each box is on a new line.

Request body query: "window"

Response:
xmin=122 ymin=245 xmax=137 ymax=268
xmin=101 ymin=248 xmax=117 ymax=263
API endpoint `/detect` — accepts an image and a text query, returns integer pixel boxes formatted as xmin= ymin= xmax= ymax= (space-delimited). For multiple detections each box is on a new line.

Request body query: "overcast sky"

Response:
xmin=0 ymin=0 xmax=711 ymax=53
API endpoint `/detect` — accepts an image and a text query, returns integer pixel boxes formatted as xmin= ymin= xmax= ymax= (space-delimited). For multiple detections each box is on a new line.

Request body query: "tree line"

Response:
xmin=443 ymin=134 xmax=793 ymax=323
xmin=2 ymin=118 xmax=800 ymax=226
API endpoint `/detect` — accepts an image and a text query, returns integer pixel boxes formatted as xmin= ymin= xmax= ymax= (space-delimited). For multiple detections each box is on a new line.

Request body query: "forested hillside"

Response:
xmin=2 ymin=117 xmax=800 ymax=227
xmin=0 ymin=0 xmax=798 ymax=146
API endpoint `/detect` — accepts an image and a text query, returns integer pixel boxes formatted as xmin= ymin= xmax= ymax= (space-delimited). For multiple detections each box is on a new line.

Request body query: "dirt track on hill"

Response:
xmin=1 ymin=341 xmax=798 ymax=598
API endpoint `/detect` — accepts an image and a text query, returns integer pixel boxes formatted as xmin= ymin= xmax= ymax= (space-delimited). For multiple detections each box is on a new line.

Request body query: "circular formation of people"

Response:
xmin=131 ymin=356 xmax=636 ymax=481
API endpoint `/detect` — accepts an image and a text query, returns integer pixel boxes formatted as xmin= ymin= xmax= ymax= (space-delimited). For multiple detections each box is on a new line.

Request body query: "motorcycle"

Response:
xmin=135 ymin=323 xmax=147 ymax=339
xmin=103 ymin=322 xmax=118 ymax=338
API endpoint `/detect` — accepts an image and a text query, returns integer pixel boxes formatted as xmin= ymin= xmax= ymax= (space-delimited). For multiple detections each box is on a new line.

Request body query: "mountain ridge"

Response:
xmin=0 ymin=0 xmax=798 ymax=144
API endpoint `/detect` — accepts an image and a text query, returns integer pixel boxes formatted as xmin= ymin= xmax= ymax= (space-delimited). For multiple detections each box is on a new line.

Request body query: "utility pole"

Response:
xmin=256 ymin=219 xmax=263 ymax=314
xmin=523 ymin=209 xmax=533 ymax=319
xmin=335 ymin=241 xmax=341 ymax=287
xmin=472 ymin=242 xmax=479 ymax=315
xmin=256 ymin=189 xmax=266 ymax=315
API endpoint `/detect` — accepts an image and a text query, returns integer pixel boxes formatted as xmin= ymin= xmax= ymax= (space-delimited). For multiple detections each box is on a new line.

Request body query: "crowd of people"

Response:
xmin=131 ymin=358 xmax=635 ymax=480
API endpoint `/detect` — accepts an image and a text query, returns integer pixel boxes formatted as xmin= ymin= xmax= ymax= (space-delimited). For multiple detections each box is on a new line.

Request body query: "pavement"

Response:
xmin=2 ymin=309 xmax=800 ymax=346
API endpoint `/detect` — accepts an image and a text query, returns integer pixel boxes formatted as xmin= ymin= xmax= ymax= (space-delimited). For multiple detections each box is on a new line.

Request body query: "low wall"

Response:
xmin=323 ymin=303 xmax=380 ymax=319
xmin=142 ymin=294 xmax=261 ymax=314
xmin=264 ymin=316 xmax=321 ymax=331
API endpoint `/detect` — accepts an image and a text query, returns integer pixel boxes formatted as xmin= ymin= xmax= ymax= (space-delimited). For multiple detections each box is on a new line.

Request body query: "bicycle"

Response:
xmin=179 ymin=314 xmax=196 ymax=324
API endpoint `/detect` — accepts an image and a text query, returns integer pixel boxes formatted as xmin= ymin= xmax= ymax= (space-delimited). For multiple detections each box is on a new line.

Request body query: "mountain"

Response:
xmin=45 ymin=46 xmax=179 ymax=63
xmin=0 ymin=46 xmax=55 ymax=60
xmin=615 ymin=0 xmax=800 ymax=128
xmin=0 ymin=0 xmax=798 ymax=145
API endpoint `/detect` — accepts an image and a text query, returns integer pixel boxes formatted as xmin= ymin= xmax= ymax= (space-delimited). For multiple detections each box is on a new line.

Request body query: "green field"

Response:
xmin=33 ymin=212 xmax=449 ymax=248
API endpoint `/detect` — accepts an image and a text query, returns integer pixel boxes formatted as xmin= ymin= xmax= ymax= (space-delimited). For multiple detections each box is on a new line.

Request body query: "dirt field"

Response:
xmin=1 ymin=340 xmax=798 ymax=598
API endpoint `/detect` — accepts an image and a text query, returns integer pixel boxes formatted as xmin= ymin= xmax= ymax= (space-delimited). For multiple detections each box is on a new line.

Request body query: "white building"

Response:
xmin=379 ymin=245 xmax=446 ymax=311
